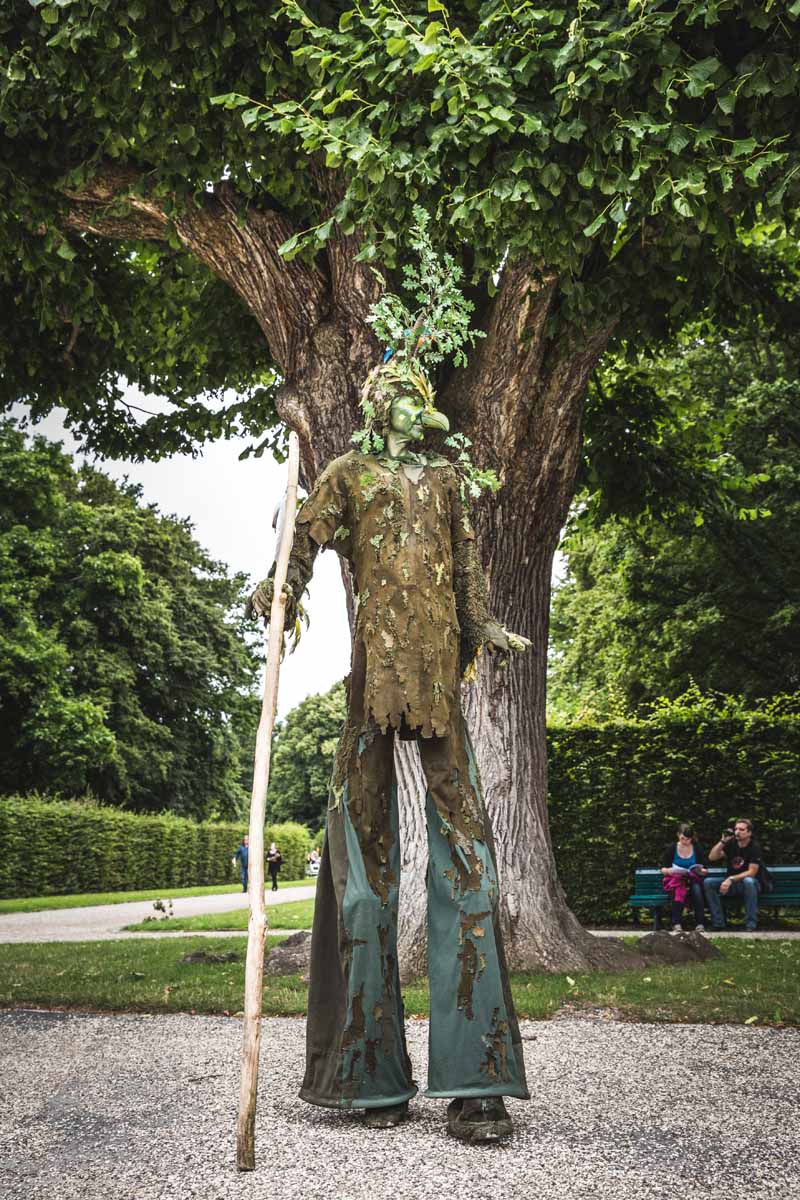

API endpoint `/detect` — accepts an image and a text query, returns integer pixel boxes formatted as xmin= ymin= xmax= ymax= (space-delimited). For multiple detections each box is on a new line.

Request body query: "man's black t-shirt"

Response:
xmin=725 ymin=838 xmax=762 ymax=879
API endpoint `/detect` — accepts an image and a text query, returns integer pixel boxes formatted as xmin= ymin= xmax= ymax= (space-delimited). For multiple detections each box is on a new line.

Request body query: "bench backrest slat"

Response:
xmin=632 ymin=865 xmax=800 ymax=899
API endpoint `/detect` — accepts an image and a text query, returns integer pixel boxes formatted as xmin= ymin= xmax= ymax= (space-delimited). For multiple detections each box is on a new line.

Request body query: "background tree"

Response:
xmin=550 ymin=253 xmax=800 ymax=717
xmin=0 ymin=421 xmax=259 ymax=818
xmin=267 ymin=681 xmax=346 ymax=833
xmin=2 ymin=1 xmax=799 ymax=969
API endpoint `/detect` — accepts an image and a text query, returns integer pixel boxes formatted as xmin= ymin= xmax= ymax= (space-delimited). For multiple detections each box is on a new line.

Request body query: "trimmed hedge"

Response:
xmin=0 ymin=795 xmax=311 ymax=898
xmin=548 ymin=713 xmax=800 ymax=924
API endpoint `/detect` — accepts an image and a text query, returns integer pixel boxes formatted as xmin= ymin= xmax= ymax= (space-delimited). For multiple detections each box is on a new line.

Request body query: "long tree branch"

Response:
xmin=60 ymin=164 xmax=329 ymax=376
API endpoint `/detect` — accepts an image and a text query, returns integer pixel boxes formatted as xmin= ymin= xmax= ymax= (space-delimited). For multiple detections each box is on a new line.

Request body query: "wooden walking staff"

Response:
xmin=236 ymin=430 xmax=300 ymax=1172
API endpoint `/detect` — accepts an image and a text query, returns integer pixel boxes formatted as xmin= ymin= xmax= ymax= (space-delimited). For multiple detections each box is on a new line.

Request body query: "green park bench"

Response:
xmin=628 ymin=865 xmax=800 ymax=930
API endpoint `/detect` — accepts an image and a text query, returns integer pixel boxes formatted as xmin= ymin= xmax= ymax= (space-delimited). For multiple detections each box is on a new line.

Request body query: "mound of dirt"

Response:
xmin=637 ymin=929 xmax=722 ymax=965
xmin=264 ymin=930 xmax=312 ymax=977
xmin=180 ymin=950 xmax=243 ymax=965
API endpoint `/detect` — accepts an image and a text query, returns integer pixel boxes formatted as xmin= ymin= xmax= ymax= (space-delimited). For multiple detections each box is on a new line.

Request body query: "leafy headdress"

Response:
xmin=354 ymin=209 xmax=498 ymax=497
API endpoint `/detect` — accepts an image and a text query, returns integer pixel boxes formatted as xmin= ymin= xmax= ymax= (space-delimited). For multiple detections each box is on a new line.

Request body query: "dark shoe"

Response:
xmin=362 ymin=1101 xmax=409 ymax=1129
xmin=447 ymin=1097 xmax=513 ymax=1143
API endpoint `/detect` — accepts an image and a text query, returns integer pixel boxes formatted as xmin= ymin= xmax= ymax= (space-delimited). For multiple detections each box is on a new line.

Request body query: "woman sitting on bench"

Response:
xmin=661 ymin=823 xmax=709 ymax=933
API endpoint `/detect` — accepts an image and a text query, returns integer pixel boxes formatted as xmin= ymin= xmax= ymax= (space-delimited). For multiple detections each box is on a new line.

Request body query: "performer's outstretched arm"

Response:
xmin=247 ymin=455 xmax=350 ymax=632
xmin=453 ymin=538 xmax=530 ymax=674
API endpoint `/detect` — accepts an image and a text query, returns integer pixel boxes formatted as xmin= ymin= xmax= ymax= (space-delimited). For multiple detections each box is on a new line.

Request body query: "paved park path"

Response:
xmin=1 ymin=889 xmax=798 ymax=944
xmin=0 ymin=886 xmax=316 ymax=943
xmin=1 ymin=1009 xmax=797 ymax=1200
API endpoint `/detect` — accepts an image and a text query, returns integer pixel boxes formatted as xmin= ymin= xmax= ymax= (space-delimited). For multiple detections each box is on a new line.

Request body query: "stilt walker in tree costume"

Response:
xmin=249 ymin=216 xmax=531 ymax=1142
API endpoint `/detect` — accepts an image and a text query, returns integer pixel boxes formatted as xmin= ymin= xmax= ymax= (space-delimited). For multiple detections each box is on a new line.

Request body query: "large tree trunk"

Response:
xmin=394 ymin=300 xmax=630 ymax=974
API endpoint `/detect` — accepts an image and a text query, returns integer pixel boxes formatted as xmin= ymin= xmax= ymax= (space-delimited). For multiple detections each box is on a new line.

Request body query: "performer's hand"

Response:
xmin=246 ymin=579 xmax=297 ymax=630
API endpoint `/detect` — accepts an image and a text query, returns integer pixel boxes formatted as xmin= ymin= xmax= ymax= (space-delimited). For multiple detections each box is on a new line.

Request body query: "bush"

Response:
xmin=0 ymin=795 xmax=313 ymax=898
xmin=548 ymin=707 xmax=800 ymax=923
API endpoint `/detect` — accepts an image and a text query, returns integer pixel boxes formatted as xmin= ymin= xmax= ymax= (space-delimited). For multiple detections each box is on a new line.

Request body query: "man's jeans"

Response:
xmin=704 ymin=876 xmax=759 ymax=930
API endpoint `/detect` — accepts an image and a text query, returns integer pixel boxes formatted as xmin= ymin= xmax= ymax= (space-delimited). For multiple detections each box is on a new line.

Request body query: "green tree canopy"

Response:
xmin=0 ymin=421 xmax=259 ymax=817
xmin=268 ymin=681 xmax=346 ymax=833
xmin=1 ymin=1 xmax=799 ymax=454
xmin=549 ymin=311 xmax=800 ymax=717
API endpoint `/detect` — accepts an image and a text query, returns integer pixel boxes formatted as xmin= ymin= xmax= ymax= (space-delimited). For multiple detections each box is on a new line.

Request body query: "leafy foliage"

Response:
xmin=550 ymin=304 xmax=800 ymax=715
xmin=216 ymin=1 xmax=800 ymax=313
xmin=1 ymin=2 xmax=799 ymax=454
xmin=0 ymin=794 xmax=313 ymax=898
xmin=353 ymin=208 xmax=497 ymax=494
xmin=268 ymin=681 xmax=346 ymax=833
xmin=366 ymin=205 xmax=483 ymax=368
xmin=0 ymin=421 xmax=259 ymax=818
xmin=0 ymin=794 xmax=245 ymax=898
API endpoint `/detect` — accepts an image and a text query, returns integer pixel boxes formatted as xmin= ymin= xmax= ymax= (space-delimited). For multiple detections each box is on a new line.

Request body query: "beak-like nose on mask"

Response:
xmin=421 ymin=408 xmax=450 ymax=433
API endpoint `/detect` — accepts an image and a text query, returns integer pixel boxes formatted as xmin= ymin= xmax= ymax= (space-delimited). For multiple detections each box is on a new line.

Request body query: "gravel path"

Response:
xmin=0 ymin=887 xmax=316 ymax=944
xmin=0 ymin=1010 xmax=797 ymax=1200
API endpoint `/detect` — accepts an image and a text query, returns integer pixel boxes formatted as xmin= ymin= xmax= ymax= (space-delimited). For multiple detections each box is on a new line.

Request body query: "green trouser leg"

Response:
xmin=421 ymin=716 xmax=529 ymax=1100
xmin=300 ymin=714 xmax=528 ymax=1108
xmin=301 ymin=727 xmax=417 ymax=1109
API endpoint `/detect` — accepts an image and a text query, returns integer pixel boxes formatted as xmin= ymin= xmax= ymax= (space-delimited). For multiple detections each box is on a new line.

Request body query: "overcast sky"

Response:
xmin=13 ymin=391 xmax=351 ymax=718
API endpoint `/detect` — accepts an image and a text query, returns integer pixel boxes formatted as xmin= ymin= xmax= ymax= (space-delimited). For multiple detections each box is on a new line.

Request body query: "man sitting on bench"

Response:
xmin=704 ymin=818 xmax=763 ymax=932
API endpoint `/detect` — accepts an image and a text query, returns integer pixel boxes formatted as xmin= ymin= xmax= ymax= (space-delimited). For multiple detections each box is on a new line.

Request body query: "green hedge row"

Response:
xmin=0 ymin=795 xmax=311 ymax=898
xmin=5 ymin=713 xmax=798 ymax=920
xmin=547 ymin=714 xmax=800 ymax=923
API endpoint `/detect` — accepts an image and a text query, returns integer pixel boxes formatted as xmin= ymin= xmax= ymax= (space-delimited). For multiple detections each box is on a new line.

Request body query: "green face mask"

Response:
xmin=389 ymin=395 xmax=450 ymax=443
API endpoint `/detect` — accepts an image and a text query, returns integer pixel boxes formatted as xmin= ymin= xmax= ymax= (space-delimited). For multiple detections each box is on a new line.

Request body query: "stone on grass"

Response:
xmin=637 ymin=930 xmax=721 ymax=965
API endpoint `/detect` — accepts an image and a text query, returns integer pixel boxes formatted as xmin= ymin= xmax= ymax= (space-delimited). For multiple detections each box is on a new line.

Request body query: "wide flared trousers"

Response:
xmin=300 ymin=710 xmax=529 ymax=1110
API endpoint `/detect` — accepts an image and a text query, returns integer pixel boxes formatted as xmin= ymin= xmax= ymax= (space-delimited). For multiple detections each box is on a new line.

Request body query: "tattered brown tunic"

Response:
xmin=296 ymin=450 xmax=475 ymax=738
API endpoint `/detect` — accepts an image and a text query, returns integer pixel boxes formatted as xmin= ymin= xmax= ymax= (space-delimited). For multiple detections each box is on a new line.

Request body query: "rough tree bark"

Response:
xmin=396 ymin=265 xmax=628 ymax=974
xmin=63 ymin=174 xmax=632 ymax=972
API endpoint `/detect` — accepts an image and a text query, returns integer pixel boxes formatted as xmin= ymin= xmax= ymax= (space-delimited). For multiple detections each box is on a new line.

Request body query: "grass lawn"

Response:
xmin=0 ymin=936 xmax=304 ymax=1015
xmin=1 ymin=938 xmax=797 ymax=1026
xmin=123 ymin=897 xmax=316 ymax=932
xmin=0 ymin=877 xmax=316 ymax=915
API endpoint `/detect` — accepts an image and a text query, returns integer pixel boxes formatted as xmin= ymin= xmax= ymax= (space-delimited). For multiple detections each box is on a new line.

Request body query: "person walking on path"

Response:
xmin=233 ymin=836 xmax=250 ymax=893
xmin=660 ymin=823 xmax=709 ymax=932
xmin=267 ymin=842 xmax=282 ymax=892
xmin=705 ymin=818 xmax=763 ymax=931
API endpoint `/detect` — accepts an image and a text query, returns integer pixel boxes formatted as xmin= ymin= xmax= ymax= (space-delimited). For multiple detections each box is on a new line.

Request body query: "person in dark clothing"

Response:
xmin=267 ymin=842 xmax=282 ymax=892
xmin=660 ymin=823 xmax=709 ymax=931
xmin=705 ymin=818 xmax=763 ymax=931
xmin=233 ymin=836 xmax=250 ymax=892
